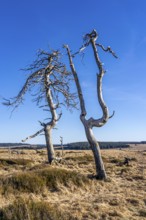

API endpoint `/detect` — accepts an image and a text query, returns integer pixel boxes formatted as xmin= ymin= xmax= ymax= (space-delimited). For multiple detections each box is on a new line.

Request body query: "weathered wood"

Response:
xmin=65 ymin=30 xmax=116 ymax=179
xmin=44 ymin=125 xmax=55 ymax=164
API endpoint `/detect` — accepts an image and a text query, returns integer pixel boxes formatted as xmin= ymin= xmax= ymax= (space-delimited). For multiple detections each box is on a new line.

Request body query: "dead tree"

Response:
xmin=64 ymin=30 xmax=117 ymax=179
xmin=4 ymin=49 xmax=76 ymax=164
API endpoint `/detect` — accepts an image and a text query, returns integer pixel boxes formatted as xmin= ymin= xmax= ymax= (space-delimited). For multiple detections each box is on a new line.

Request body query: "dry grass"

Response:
xmin=0 ymin=198 xmax=77 ymax=220
xmin=0 ymin=146 xmax=146 ymax=219
xmin=0 ymin=167 xmax=89 ymax=195
xmin=0 ymin=158 xmax=31 ymax=166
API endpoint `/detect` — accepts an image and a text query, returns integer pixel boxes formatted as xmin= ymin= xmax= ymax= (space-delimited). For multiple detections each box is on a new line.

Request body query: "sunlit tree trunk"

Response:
xmin=43 ymin=67 xmax=58 ymax=163
xmin=64 ymin=30 xmax=117 ymax=179
xmin=83 ymin=122 xmax=106 ymax=179
xmin=44 ymin=125 xmax=55 ymax=164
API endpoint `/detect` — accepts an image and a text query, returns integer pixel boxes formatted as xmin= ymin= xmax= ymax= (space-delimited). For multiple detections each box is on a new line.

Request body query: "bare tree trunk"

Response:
xmin=83 ymin=120 xmax=107 ymax=179
xmin=65 ymin=44 xmax=107 ymax=179
xmin=44 ymin=125 xmax=55 ymax=164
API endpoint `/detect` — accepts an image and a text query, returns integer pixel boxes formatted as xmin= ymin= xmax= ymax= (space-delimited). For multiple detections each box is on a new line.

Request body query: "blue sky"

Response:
xmin=0 ymin=0 xmax=146 ymax=144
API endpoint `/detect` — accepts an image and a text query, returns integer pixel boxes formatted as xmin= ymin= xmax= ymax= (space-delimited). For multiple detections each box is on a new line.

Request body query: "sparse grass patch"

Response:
xmin=29 ymin=163 xmax=48 ymax=171
xmin=110 ymin=158 xmax=123 ymax=164
xmin=0 ymin=150 xmax=7 ymax=154
xmin=109 ymin=199 xmax=119 ymax=206
xmin=132 ymin=175 xmax=144 ymax=180
xmin=0 ymin=198 xmax=78 ymax=220
xmin=126 ymin=198 xmax=139 ymax=206
xmin=36 ymin=150 xmax=46 ymax=156
xmin=130 ymin=157 xmax=137 ymax=162
xmin=139 ymin=209 xmax=146 ymax=217
xmin=108 ymin=210 xmax=123 ymax=217
xmin=65 ymin=155 xmax=93 ymax=165
xmin=0 ymin=158 xmax=31 ymax=166
xmin=120 ymin=167 xmax=130 ymax=175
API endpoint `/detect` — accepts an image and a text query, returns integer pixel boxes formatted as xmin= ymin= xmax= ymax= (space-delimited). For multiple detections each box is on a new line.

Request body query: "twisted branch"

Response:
xmin=96 ymin=43 xmax=118 ymax=58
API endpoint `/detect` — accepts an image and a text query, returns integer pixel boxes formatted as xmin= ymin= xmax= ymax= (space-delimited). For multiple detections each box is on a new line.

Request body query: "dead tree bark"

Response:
xmin=44 ymin=125 xmax=55 ymax=163
xmin=64 ymin=30 xmax=117 ymax=179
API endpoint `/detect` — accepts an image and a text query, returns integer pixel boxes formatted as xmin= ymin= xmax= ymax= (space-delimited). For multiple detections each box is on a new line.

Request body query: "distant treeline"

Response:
xmin=0 ymin=143 xmax=29 ymax=147
xmin=0 ymin=141 xmax=145 ymax=150
xmin=64 ymin=141 xmax=131 ymax=150
xmin=0 ymin=143 xmax=44 ymax=149
xmin=63 ymin=141 xmax=146 ymax=150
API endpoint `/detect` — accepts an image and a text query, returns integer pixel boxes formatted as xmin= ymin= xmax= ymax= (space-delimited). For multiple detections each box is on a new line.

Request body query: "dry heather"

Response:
xmin=0 ymin=145 xmax=146 ymax=220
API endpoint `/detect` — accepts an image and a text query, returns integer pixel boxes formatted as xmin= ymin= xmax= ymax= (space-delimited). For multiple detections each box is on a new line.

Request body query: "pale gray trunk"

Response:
xmin=44 ymin=68 xmax=58 ymax=163
xmin=83 ymin=119 xmax=107 ymax=179
xmin=44 ymin=125 xmax=55 ymax=164
xmin=65 ymin=44 xmax=107 ymax=180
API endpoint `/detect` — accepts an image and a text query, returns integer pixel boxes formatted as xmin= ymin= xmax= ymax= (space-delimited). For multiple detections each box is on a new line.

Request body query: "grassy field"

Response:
xmin=0 ymin=145 xmax=146 ymax=220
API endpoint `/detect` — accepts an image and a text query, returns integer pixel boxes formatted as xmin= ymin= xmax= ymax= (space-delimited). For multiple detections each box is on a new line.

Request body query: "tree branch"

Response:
xmin=3 ymin=68 xmax=43 ymax=109
xmin=22 ymin=128 xmax=44 ymax=142
xmin=96 ymin=43 xmax=118 ymax=58
xmin=89 ymin=30 xmax=109 ymax=127
xmin=71 ymin=42 xmax=90 ymax=57
xmin=64 ymin=45 xmax=87 ymax=117
xmin=109 ymin=110 xmax=115 ymax=119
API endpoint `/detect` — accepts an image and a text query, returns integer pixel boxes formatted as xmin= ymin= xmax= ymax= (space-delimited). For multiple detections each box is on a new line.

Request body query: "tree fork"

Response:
xmin=65 ymin=44 xmax=107 ymax=179
xmin=64 ymin=30 xmax=116 ymax=179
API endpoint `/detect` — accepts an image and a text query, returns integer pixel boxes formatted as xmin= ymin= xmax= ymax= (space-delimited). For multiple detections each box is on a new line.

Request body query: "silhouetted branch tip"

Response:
xmin=109 ymin=111 xmax=115 ymax=119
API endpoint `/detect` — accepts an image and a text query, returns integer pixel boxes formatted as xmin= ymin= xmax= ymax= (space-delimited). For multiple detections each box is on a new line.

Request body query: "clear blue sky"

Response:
xmin=0 ymin=0 xmax=146 ymax=144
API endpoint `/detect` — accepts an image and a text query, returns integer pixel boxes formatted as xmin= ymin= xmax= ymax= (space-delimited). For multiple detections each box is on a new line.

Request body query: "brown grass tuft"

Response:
xmin=0 ymin=198 xmax=78 ymax=220
xmin=0 ymin=172 xmax=45 ymax=194
xmin=0 ymin=167 xmax=89 ymax=195
xmin=37 ymin=167 xmax=89 ymax=191
xmin=0 ymin=158 xmax=31 ymax=166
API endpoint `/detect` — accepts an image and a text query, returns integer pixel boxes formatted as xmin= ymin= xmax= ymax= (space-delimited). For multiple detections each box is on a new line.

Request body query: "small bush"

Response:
xmin=0 ymin=198 xmax=77 ymax=220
